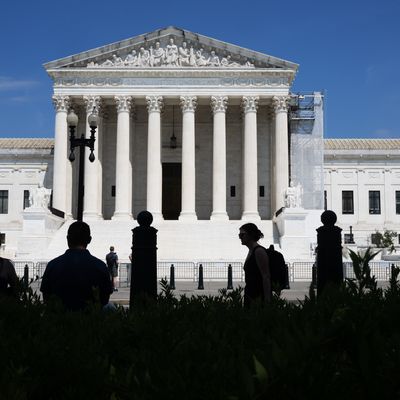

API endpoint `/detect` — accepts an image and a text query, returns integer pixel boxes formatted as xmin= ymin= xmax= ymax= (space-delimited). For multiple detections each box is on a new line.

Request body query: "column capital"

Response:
xmin=52 ymin=95 xmax=70 ymax=112
xmin=115 ymin=96 xmax=134 ymax=113
xmin=180 ymin=96 xmax=198 ymax=113
xmin=241 ymin=96 xmax=259 ymax=113
xmin=272 ymin=95 xmax=290 ymax=113
xmin=83 ymin=95 xmax=103 ymax=115
xmin=146 ymin=95 xmax=163 ymax=112
xmin=210 ymin=96 xmax=228 ymax=114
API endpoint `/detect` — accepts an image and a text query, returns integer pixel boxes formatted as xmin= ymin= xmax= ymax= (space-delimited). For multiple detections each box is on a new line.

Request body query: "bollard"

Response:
xmin=198 ymin=264 xmax=204 ymax=290
xmin=169 ymin=264 xmax=176 ymax=290
xmin=23 ymin=264 xmax=29 ymax=289
xmin=227 ymin=264 xmax=233 ymax=290
xmin=311 ymin=263 xmax=317 ymax=290
xmin=130 ymin=211 xmax=158 ymax=307
xmin=284 ymin=264 xmax=290 ymax=290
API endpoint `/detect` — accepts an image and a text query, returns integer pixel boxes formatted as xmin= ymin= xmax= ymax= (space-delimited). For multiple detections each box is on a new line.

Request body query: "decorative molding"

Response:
xmin=241 ymin=96 xmax=259 ymax=113
xmin=272 ymin=95 xmax=290 ymax=113
xmin=85 ymin=38 xmax=256 ymax=69
xmin=210 ymin=96 xmax=228 ymax=113
xmin=115 ymin=96 xmax=133 ymax=113
xmin=52 ymin=95 xmax=70 ymax=112
xmin=83 ymin=95 xmax=102 ymax=115
xmin=146 ymin=96 xmax=164 ymax=113
xmin=180 ymin=96 xmax=198 ymax=113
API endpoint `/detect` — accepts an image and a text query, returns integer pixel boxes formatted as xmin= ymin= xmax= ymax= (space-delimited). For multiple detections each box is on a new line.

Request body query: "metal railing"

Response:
xmin=11 ymin=260 xmax=400 ymax=286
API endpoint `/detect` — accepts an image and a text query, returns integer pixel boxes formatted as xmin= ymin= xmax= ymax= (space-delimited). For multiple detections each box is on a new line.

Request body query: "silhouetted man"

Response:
xmin=40 ymin=221 xmax=112 ymax=311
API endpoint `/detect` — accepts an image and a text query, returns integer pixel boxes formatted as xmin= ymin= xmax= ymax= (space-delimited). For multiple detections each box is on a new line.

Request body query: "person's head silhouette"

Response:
xmin=67 ymin=221 xmax=91 ymax=249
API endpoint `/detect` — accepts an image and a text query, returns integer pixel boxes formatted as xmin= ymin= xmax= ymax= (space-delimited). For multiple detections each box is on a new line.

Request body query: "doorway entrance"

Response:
xmin=162 ymin=163 xmax=181 ymax=220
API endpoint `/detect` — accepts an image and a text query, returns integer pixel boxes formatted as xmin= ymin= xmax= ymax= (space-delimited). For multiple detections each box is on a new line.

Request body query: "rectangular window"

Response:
xmin=369 ymin=191 xmax=381 ymax=214
xmin=342 ymin=191 xmax=354 ymax=214
xmin=324 ymin=190 xmax=327 ymax=210
xmin=23 ymin=190 xmax=30 ymax=209
xmin=396 ymin=191 xmax=400 ymax=214
xmin=111 ymin=186 xmax=116 ymax=197
xmin=0 ymin=190 xmax=8 ymax=214
xmin=230 ymin=186 xmax=236 ymax=197
xmin=259 ymin=186 xmax=265 ymax=197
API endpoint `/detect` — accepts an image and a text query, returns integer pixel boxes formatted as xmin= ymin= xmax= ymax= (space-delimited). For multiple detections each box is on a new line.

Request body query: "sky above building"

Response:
xmin=0 ymin=0 xmax=398 ymax=139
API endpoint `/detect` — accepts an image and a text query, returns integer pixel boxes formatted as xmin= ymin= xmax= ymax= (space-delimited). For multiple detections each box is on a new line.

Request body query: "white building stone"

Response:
xmin=0 ymin=27 xmax=399 ymax=261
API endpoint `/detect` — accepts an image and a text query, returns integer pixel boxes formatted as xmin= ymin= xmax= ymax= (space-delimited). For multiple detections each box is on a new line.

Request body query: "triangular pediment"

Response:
xmin=44 ymin=26 xmax=298 ymax=71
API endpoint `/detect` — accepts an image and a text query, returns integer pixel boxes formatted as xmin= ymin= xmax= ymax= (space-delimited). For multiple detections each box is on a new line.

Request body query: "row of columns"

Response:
xmin=52 ymin=94 xmax=290 ymax=221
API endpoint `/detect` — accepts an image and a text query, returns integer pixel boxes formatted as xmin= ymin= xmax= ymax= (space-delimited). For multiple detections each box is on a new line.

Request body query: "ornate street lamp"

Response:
xmin=67 ymin=109 xmax=98 ymax=221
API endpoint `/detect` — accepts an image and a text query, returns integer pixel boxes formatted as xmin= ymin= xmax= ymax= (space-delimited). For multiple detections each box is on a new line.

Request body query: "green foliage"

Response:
xmin=374 ymin=229 xmax=398 ymax=253
xmin=347 ymin=247 xmax=380 ymax=295
xmin=1 ymin=276 xmax=400 ymax=399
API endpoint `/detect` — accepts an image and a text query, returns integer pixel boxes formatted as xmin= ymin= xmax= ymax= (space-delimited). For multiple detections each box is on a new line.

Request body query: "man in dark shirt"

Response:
xmin=40 ymin=221 xmax=112 ymax=311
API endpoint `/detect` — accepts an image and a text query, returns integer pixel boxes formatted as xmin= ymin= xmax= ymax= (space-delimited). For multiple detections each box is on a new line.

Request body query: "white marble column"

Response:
xmin=113 ymin=96 xmax=133 ymax=220
xmin=52 ymin=95 xmax=70 ymax=215
xmin=210 ymin=96 xmax=228 ymax=221
xmin=179 ymin=96 xmax=198 ymax=221
xmin=272 ymin=95 xmax=290 ymax=213
xmin=146 ymin=96 xmax=164 ymax=221
xmin=83 ymin=95 xmax=102 ymax=220
xmin=241 ymin=96 xmax=260 ymax=220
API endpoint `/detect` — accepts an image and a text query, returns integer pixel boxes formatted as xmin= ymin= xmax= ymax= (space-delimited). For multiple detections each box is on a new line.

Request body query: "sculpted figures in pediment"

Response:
xmin=88 ymin=38 xmax=257 ymax=69
xmin=150 ymin=42 xmax=165 ymax=67
xmin=165 ymin=38 xmax=179 ymax=66
xmin=208 ymin=50 xmax=220 ymax=67
xmin=178 ymin=42 xmax=190 ymax=66
xmin=125 ymin=50 xmax=139 ymax=66
xmin=138 ymin=47 xmax=150 ymax=67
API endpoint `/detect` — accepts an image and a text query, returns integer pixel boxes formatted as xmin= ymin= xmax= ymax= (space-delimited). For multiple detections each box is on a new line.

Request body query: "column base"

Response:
xmin=149 ymin=212 xmax=164 ymax=223
xmin=241 ymin=211 xmax=261 ymax=221
xmin=179 ymin=211 xmax=198 ymax=222
xmin=112 ymin=212 xmax=133 ymax=221
xmin=210 ymin=211 xmax=229 ymax=221
xmin=83 ymin=212 xmax=103 ymax=221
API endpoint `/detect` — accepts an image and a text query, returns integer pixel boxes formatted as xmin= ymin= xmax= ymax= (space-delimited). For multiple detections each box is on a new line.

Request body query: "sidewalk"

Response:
xmin=110 ymin=281 xmax=314 ymax=305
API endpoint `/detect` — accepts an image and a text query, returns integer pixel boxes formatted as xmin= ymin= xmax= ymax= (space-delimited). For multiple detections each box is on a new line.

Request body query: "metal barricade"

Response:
xmin=195 ymin=262 xmax=244 ymax=282
xmin=343 ymin=261 xmax=391 ymax=281
xmin=13 ymin=261 xmax=35 ymax=278
xmin=157 ymin=261 xmax=196 ymax=281
xmin=291 ymin=262 xmax=314 ymax=281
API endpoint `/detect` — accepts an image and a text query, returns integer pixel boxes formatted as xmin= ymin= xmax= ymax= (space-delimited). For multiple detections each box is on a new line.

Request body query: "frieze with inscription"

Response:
xmin=54 ymin=76 xmax=290 ymax=87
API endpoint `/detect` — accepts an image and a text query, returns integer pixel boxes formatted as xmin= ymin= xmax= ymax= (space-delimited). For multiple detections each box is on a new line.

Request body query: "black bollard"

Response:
xmin=169 ymin=264 xmax=176 ymax=290
xmin=23 ymin=264 xmax=29 ymax=289
xmin=227 ymin=264 xmax=233 ymax=290
xmin=316 ymin=210 xmax=343 ymax=295
xmin=130 ymin=211 xmax=158 ymax=307
xmin=198 ymin=264 xmax=204 ymax=290
xmin=311 ymin=263 xmax=317 ymax=290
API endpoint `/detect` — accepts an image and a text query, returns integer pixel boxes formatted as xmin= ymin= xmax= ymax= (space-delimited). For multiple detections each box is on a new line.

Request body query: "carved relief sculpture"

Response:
xmin=87 ymin=37 xmax=257 ymax=69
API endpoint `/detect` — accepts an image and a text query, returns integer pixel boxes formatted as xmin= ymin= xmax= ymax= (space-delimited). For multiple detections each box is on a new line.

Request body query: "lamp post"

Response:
xmin=67 ymin=110 xmax=98 ymax=221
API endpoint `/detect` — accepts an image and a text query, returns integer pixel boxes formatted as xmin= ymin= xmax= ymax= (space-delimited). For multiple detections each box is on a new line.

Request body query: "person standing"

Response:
xmin=239 ymin=223 xmax=271 ymax=307
xmin=40 ymin=221 xmax=112 ymax=311
xmin=106 ymin=246 xmax=119 ymax=292
xmin=0 ymin=256 xmax=18 ymax=296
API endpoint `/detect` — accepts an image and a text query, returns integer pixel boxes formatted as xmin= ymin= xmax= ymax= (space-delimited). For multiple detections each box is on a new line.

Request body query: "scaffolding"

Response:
xmin=289 ymin=92 xmax=324 ymax=210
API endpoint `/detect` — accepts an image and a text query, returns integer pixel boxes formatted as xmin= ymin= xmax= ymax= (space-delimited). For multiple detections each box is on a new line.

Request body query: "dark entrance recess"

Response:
xmin=162 ymin=163 xmax=182 ymax=220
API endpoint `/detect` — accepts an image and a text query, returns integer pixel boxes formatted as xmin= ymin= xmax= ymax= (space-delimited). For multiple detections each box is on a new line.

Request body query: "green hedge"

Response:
xmin=1 ymin=276 xmax=400 ymax=399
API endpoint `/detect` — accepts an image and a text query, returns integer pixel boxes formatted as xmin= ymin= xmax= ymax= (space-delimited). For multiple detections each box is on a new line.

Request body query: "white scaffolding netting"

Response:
xmin=289 ymin=92 xmax=324 ymax=210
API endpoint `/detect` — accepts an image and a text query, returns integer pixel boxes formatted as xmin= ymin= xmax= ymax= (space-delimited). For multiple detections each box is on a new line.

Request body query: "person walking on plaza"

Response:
xmin=40 ymin=221 xmax=112 ymax=311
xmin=239 ymin=223 xmax=271 ymax=307
xmin=0 ymin=256 xmax=18 ymax=296
xmin=106 ymin=246 xmax=119 ymax=292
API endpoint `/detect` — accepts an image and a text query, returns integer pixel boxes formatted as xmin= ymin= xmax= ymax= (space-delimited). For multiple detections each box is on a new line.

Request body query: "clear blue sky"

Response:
xmin=1 ymin=0 xmax=398 ymax=139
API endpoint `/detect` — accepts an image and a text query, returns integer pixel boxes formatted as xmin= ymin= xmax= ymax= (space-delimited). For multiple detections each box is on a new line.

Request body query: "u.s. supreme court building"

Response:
xmin=1 ymin=27 xmax=399 ymax=262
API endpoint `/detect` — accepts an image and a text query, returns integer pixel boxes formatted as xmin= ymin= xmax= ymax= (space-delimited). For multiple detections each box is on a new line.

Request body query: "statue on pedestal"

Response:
xmin=29 ymin=184 xmax=52 ymax=210
xmin=284 ymin=181 xmax=303 ymax=208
